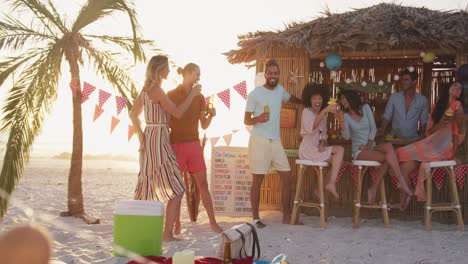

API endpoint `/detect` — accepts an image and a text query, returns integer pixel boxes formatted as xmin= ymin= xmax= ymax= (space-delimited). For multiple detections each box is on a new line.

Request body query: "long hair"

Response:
xmin=177 ymin=63 xmax=199 ymax=78
xmin=432 ymin=80 xmax=464 ymax=124
xmin=144 ymin=55 xmax=168 ymax=89
xmin=301 ymin=83 xmax=329 ymax=110
xmin=339 ymin=90 xmax=364 ymax=116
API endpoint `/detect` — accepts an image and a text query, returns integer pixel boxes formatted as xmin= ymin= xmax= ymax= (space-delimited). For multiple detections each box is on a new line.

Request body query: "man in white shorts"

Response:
xmin=244 ymin=59 xmax=302 ymax=227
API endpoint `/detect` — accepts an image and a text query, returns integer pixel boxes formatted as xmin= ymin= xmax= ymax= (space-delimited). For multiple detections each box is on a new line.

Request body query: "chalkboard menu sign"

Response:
xmin=210 ymin=146 xmax=252 ymax=215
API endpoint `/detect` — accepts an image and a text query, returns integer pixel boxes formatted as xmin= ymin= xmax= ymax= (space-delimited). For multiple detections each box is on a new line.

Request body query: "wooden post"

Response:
xmin=421 ymin=62 xmax=433 ymax=101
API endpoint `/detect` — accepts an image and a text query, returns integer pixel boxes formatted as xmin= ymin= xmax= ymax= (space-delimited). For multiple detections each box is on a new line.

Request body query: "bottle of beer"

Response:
xmin=223 ymin=241 xmax=231 ymax=264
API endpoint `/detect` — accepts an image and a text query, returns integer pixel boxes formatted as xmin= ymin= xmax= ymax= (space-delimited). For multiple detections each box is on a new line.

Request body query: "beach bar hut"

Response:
xmin=225 ymin=3 xmax=468 ymax=222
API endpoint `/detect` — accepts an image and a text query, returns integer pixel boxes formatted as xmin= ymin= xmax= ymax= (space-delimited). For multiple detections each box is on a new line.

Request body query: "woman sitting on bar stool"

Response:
xmin=396 ymin=80 xmax=465 ymax=209
xmin=335 ymin=90 xmax=413 ymax=204
xmin=298 ymin=83 xmax=344 ymax=199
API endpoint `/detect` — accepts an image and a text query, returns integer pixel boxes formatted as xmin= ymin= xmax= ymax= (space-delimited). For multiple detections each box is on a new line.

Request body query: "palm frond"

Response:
xmin=0 ymin=42 xmax=63 ymax=217
xmin=0 ymin=13 xmax=56 ymax=50
xmin=72 ymin=0 xmax=145 ymax=62
xmin=0 ymin=47 xmax=49 ymax=88
xmin=7 ymin=0 xmax=67 ymax=36
xmin=82 ymin=45 xmax=138 ymax=105
xmin=85 ymin=34 xmax=154 ymax=55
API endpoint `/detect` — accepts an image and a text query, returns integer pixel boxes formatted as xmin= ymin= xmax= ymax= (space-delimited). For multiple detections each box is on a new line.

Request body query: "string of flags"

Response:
xmin=71 ymin=80 xmax=249 ymax=142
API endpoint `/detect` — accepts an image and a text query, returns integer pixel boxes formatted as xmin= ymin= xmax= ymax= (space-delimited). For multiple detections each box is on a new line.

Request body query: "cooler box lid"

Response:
xmin=114 ymin=200 xmax=164 ymax=216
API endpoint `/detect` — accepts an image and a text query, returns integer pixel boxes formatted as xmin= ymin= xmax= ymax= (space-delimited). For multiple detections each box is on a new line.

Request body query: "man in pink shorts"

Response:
xmin=168 ymin=63 xmax=222 ymax=234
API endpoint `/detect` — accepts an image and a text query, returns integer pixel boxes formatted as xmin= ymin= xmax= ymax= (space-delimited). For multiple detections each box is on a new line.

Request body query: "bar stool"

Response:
xmin=424 ymin=160 xmax=464 ymax=231
xmin=291 ymin=160 xmax=329 ymax=227
xmin=352 ymin=160 xmax=389 ymax=228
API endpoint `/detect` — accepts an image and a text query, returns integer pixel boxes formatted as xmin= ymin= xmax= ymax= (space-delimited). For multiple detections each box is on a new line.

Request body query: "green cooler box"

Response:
xmin=114 ymin=200 xmax=164 ymax=256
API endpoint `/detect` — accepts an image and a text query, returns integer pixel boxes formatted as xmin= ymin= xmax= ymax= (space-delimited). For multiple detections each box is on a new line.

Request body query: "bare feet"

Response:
xmin=367 ymin=189 xmax=377 ymax=205
xmin=397 ymin=180 xmax=413 ymax=197
xmin=174 ymin=221 xmax=182 ymax=235
xmin=401 ymin=193 xmax=412 ymax=210
xmin=210 ymin=223 xmax=223 ymax=234
xmin=163 ymin=234 xmax=183 ymax=242
xmin=325 ymin=183 xmax=339 ymax=199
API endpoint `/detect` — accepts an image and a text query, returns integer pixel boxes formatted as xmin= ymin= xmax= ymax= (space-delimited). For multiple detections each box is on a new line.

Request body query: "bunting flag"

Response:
xmin=70 ymin=79 xmax=80 ymax=97
xmin=210 ymin=137 xmax=220 ymax=147
xmin=115 ymin=96 xmax=128 ymax=115
xmin=223 ymin=134 xmax=233 ymax=146
xmin=217 ymin=89 xmax=230 ymax=109
xmin=98 ymin=89 xmax=112 ymax=107
xmin=93 ymin=105 xmax=105 ymax=122
xmin=233 ymin=81 xmax=247 ymax=99
xmin=232 ymin=129 xmax=239 ymax=134
xmin=245 ymin=125 xmax=253 ymax=134
xmin=110 ymin=116 xmax=120 ymax=134
xmin=81 ymin=82 xmax=96 ymax=104
xmin=128 ymin=125 xmax=135 ymax=141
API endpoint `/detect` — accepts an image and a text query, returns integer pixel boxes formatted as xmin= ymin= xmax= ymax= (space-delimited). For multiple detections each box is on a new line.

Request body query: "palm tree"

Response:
xmin=0 ymin=0 xmax=152 ymax=223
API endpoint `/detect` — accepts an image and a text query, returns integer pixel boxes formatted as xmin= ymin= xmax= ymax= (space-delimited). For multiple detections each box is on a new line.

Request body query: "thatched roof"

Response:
xmin=225 ymin=3 xmax=468 ymax=64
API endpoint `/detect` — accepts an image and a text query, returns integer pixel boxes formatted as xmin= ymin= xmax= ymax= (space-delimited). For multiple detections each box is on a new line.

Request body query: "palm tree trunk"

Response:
xmin=61 ymin=44 xmax=99 ymax=224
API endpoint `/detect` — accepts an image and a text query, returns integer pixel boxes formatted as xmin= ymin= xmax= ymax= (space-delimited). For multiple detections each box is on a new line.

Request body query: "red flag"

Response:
xmin=115 ymin=96 xmax=128 ymax=115
xmin=110 ymin=116 xmax=120 ymax=134
xmin=98 ymin=89 xmax=112 ymax=107
xmin=233 ymin=81 xmax=247 ymax=99
xmin=217 ymin=89 xmax=230 ymax=109
xmin=128 ymin=125 xmax=135 ymax=141
xmin=93 ymin=105 xmax=104 ymax=122
xmin=81 ymin=82 xmax=96 ymax=104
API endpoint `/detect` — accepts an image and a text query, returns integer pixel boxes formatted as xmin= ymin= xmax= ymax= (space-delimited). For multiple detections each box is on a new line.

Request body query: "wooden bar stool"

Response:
xmin=352 ymin=160 xmax=389 ymax=228
xmin=291 ymin=160 xmax=328 ymax=227
xmin=424 ymin=160 xmax=464 ymax=231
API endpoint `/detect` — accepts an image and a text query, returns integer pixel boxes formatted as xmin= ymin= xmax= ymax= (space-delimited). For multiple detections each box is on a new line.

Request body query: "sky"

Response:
xmin=0 ymin=0 xmax=467 ymax=158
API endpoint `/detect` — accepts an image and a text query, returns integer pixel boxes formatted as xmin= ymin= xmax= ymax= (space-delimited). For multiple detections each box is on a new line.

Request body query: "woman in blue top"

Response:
xmin=335 ymin=90 xmax=412 ymax=204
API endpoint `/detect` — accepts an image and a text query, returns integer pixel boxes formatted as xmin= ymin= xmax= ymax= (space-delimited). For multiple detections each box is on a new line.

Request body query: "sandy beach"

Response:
xmin=1 ymin=158 xmax=467 ymax=264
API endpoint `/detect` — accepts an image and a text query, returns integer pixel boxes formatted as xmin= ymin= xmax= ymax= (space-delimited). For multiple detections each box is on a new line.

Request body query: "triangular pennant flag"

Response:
xmin=81 ymin=82 xmax=96 ymax=103
xmin=217 ymin=89 xmax=230 ymax=109
xmin=93 ymin=105 xmax=104 ymax=122
xmin=110 ymin=116 xmax=120 ymax=134
xmin=223 ymin=134 xmax=233 ymax=146
xmin=210 ymin=137 xmax=220 ymax=147
xmin=70 ymin=79 xmax=80 ymax=97
xmin=232 ymin=129 xmax=239 ymax=134
xmin=98 ymin=89 xmax=112 ymax=107
xmin=115 ymin=96 xmax=128 ymax=115
xmin=81 ymin=96 xmax=90 ymax=104
xmin=233 ymin=81 xmax=247 ymax=99
xmin=245 ymin=125 xmax=253 ymax=134
xmin=128 ymin=125 xmax=135 ymax=141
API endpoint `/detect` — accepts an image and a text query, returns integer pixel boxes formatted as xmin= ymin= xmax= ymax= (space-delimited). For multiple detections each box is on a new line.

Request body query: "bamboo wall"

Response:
xmin=256 ymin=45 xmax=468 ymax=224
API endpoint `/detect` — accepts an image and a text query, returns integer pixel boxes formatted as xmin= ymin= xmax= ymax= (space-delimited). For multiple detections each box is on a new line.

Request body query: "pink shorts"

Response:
xmin=172 ymin=141 xmax=207 ymax=174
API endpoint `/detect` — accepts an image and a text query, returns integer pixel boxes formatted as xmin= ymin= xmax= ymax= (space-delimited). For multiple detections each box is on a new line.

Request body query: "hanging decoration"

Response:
xmin=110 ymin=116 xmax=120 ymax=134
xmin=217 ymin=89 xmax=230 ymax=109
xmin=233 ymin=81 xmax=248 ymax=99
xmin=422 ymin=52 xmax=436 ymax=63
xmin=325 ymin=53 xmax=342 ymax=71
xmin=223 ymin=134 xmax=233 ymax=146
xmin=98 ymin=89 xmax=112 ymax=107
xmin=115 ymin=96 xmax=128 ymax=115
xmin=337 ymin=82 xmax=392 ymax=94
xmin=93 ymin=105 xmax=105 ymax=122
xmin=288 ymin=68 xmax=303 ymax=86
xmin=81 ymin=82 xmax=96 ymax=104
